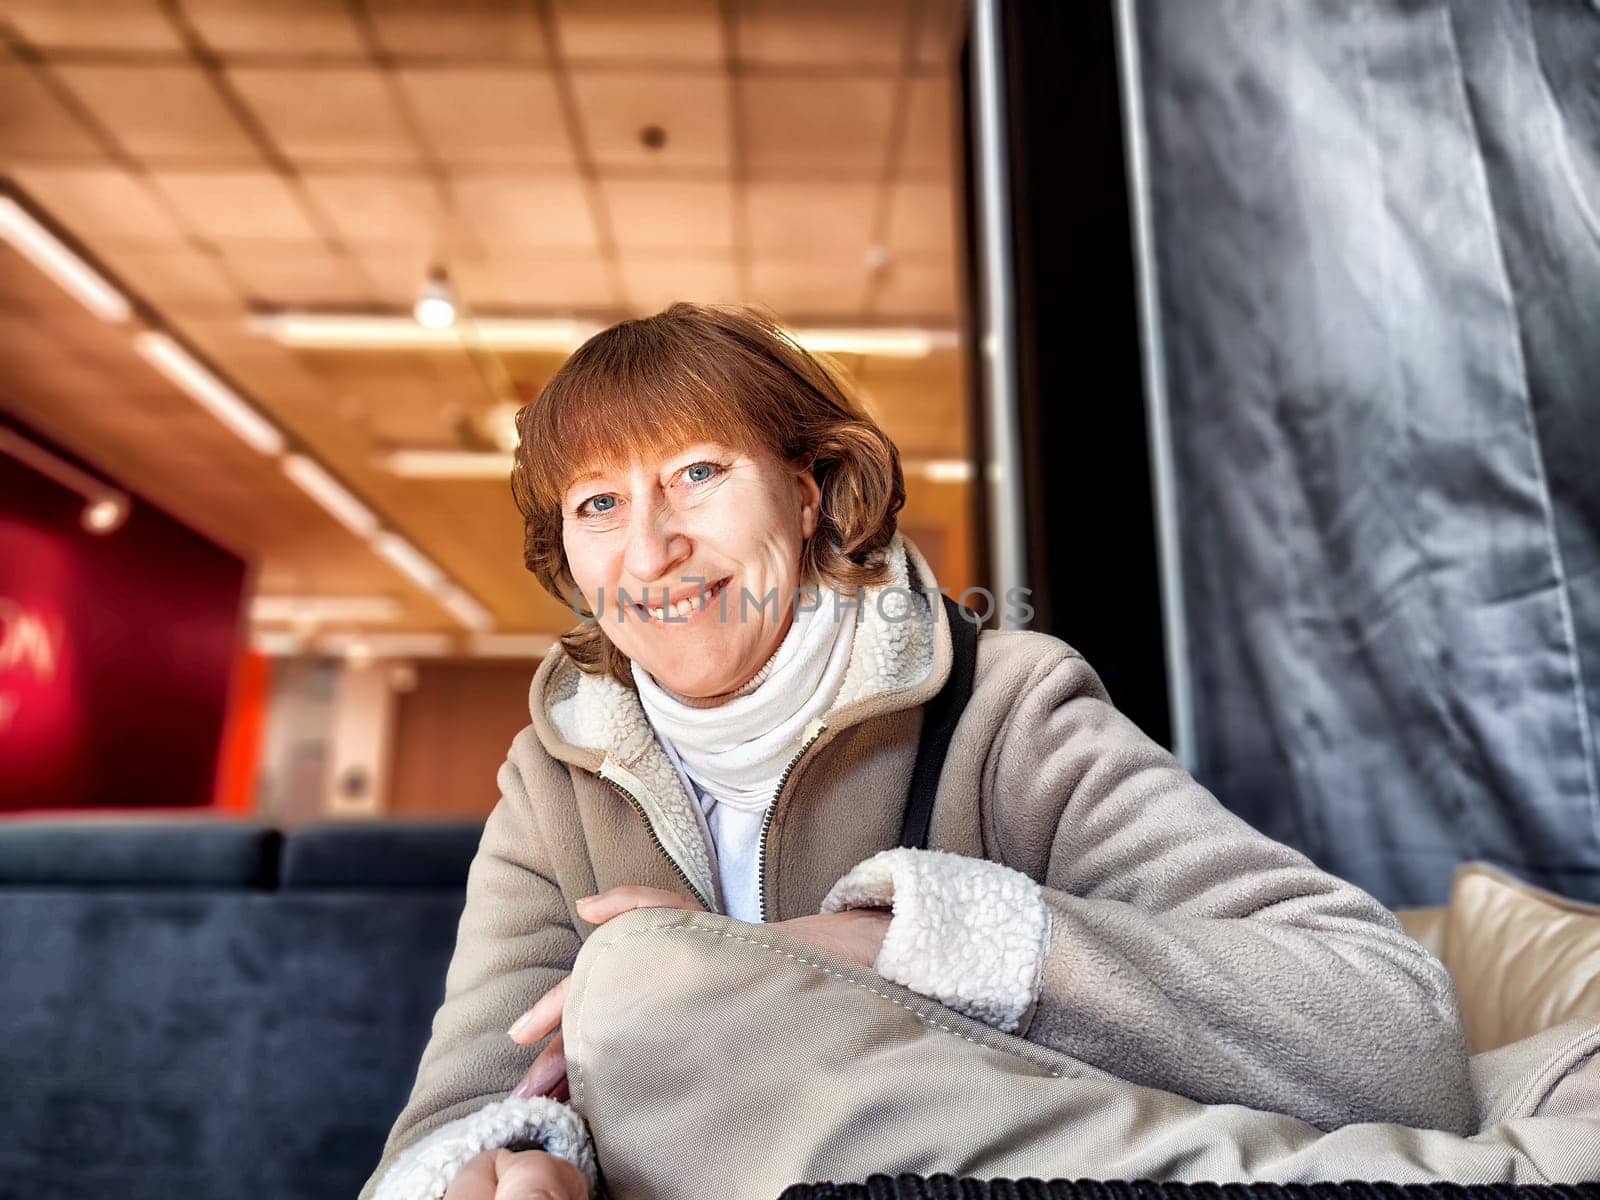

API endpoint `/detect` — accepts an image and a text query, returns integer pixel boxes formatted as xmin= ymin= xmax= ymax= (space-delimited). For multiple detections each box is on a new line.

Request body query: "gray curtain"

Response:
xmin=1127 ymin=0 xmax=1600 ymax=906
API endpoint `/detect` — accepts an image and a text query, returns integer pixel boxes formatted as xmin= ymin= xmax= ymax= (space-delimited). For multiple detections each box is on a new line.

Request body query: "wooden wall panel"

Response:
xmin=387 ymin=659 xmax=540 ymax=819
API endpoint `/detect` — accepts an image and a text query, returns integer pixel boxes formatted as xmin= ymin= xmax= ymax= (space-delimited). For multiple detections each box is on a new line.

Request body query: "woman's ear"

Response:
xmin=796 ymin=461 xmax=822 ymax=540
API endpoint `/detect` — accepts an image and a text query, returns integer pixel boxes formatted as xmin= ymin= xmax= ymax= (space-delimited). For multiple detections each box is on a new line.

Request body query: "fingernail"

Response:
xmin=507 ymin=1011 xmax=537 ymax=1039
xmin=576 ymin=894 xmax=597 ymax=911
xmin=511 ymin=1077 xmax=541 ymax=1099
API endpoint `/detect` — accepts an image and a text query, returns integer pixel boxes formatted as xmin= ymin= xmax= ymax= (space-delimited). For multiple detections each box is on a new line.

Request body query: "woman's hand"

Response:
xmin=770 ymin=908 xmax=892 ymax=969
xmin=508 ymin=886 xmax=704 ymax=1100
xmin=443 ymin=1147 xmax=588 ymax=1200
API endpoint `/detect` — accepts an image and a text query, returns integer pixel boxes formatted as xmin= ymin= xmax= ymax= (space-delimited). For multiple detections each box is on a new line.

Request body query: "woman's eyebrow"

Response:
xmin=563 ymin=471 xmax=613 ymax=509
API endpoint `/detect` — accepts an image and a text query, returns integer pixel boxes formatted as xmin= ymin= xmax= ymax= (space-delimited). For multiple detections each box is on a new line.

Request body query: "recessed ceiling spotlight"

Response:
xmin=865 ymin=245 xmax=893 ymax=273
xmin=413 ymin=266 xmax=458 ymax=330
xmin=81 ymin=493 xmax=130 ymax=535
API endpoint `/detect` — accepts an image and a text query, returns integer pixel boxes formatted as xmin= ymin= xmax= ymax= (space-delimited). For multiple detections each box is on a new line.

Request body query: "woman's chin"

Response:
xmin=641 ymin=652 xmax=749 ymax=699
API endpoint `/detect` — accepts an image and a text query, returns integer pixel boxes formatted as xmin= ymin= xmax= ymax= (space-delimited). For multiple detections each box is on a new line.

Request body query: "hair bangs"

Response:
xmin=520 ymin=360 xmax=772 ymax=516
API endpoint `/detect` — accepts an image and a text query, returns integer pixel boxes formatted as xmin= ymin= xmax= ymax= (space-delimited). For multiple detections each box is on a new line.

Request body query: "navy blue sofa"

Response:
xmin=0 ymin=817 xmax=482 ymax=1200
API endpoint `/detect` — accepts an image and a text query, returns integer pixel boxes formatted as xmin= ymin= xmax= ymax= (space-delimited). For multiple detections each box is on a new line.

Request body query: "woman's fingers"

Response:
xmin=772 ymin=909 xmax=892 ymax=969
xmin=441 ymin=1148 xmax=499 ymax=1199
xmin=494 ymin=1148 xmax=590 ymax=1200
xmin=508 ymin=975 xmax=571 ymax=1045
xmin=574 ymin=884 xmax=703 ymax=925
xmin=511 ymin=1029 xmax=566 ymax=1099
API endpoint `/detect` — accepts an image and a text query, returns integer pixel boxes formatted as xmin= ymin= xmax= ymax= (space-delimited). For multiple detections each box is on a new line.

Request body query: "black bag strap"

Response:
xmin=899 ymin=593 xmax=979 ymax=851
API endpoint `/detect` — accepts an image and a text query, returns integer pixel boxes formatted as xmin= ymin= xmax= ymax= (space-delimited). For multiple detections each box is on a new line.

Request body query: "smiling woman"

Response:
xmin=511 ymin=303 xmax=904 ymax=695
xmin=361 ymin=303 xmax=1475 ymax=1200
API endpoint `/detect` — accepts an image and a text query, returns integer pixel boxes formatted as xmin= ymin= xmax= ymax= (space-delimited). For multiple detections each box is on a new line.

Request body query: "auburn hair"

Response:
xmin=511 ymin=302 xmax=905 ymax=686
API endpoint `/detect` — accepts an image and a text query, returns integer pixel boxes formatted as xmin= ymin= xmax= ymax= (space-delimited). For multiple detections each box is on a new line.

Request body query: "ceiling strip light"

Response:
xmin=250 ymin=313 xmax=960 ymax=360
xmin=790 ymin=328 xmax=958 ymax=358
xmin=249 ymin=313 xmax=598 ymax=352
xmin=0 ymin=196 xmax=132 ymax=323
xmin=251 ymin=595 xmax=403 ymax=624
xmin=386 ymin=450 xmax=515 ymax=479
xmin=282 ymin=453 xmax=380 ymax=538
xmin=906 ymin=458 xmax=976 ymax=484
xmin=133 ymin=332 xmax=286 ymax=456
xmin=372 ymin=531 xmax=445 ymax=593
xmin=438 ymin=584 xmax=494 ymax=632
xmin=252 ymin=630 xmax=307 ymax=656
xmin=318 ymin=632 xmax=453 ymax=659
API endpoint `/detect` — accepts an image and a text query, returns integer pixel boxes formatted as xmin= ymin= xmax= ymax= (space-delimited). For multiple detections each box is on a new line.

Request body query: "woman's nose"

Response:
xmin=622 ymin=493 xmax=687 ymax=585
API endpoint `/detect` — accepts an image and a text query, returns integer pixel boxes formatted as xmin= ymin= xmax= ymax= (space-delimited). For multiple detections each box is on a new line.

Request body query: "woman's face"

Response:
xmin=560 ymin=440 xmax=822 ymax=698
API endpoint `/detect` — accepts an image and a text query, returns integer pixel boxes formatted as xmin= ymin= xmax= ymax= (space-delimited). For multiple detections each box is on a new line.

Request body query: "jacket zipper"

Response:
xmin=601 ymin=775 xmax=714 ymax=912
xmin=756 ymin=720 xmax=829 ymax=923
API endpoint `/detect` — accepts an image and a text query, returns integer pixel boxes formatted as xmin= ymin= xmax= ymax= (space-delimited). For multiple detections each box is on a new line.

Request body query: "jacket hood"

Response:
xmin=525 ymin=532 xmax=955 ymax=907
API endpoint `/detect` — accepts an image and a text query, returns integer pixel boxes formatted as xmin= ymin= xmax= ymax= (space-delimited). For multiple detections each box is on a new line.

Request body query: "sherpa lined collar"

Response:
xmin=525 ymin=532 xmax=955 ymax=908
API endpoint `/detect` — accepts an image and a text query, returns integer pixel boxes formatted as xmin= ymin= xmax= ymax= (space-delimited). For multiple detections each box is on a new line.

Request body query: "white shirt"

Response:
xmin=656 ymin=734 xmax=770 ymax=922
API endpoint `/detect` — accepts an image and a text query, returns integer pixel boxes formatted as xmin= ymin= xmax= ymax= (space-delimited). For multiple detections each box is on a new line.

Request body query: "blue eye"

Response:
xmin=585 ymin=494 xmax=616 ymax=514
xmin=685 ymin=462 xmax=717 ymax=484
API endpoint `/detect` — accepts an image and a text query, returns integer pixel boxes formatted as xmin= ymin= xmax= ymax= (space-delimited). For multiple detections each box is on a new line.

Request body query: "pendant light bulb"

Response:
xmin=413 ymin=267 xmax=458 ymax=330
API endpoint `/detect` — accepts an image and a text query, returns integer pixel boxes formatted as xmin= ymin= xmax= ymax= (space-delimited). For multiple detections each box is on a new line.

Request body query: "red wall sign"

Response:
xmin=0 ymin=420 xmax=248 ymax=812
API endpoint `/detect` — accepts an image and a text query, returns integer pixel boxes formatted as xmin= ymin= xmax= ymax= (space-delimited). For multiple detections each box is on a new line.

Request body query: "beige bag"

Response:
xmin=564 ymin=908 xmax=1600 ymax=1200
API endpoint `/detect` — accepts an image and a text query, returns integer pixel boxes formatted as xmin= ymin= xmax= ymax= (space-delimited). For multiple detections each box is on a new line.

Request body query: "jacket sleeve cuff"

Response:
xmin=820 ymin=847 xmax=1052 ymax=1035
xmin=372 ymin=1096 xmax=597 ymax=1200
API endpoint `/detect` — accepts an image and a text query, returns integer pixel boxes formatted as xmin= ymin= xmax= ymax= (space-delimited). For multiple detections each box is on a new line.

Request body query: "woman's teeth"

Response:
xmin=645 ymin=578 xmax=725 ymax=622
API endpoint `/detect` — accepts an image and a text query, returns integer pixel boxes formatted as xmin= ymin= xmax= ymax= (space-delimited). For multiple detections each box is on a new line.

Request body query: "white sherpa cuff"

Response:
xmin=373 ymin=1095 xmax=596 ymax=1200
xmin=821 ymin=847 xmax=1052 ymax=1035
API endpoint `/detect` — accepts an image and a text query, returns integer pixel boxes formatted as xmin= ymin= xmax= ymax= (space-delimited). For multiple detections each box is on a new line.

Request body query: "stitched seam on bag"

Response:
xmin=577 ymin=920 xmax=1066 ymax=1079
xmin=1504 ymin=1024 xmax=1600 ymax=1119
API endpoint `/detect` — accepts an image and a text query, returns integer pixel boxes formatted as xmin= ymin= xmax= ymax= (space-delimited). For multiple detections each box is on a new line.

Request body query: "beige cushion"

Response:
xmin=1441 ymin=862 xmax=1600 ymax=1053
xmin=1395 ymin=904 xmax=1447 ymax=959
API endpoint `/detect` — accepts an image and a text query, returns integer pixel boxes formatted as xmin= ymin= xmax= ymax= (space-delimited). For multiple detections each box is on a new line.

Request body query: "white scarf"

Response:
xmin=631 ymin=586 xmax=859 ymax=812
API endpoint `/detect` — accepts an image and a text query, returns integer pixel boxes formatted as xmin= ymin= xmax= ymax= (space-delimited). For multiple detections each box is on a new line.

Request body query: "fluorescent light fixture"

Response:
xmin=413 ymin=268 xmax=458 ymax=330
xmin=250 ymin=313 xmax=598 ymax=352
xmin=318 ymin=632 xmax=453 ymax=659
xmin=0 ymin=426 xmax=133 ymax=534
xmin=252 ymin=630 xmax=306 ymax=657
xmin=907 ymin=458 xmax=975 ymax=484
xmin=790 ymin=327 xmax=960 ymax=358
xmin=386 ymin=450 xmax=514 ymax=479
xmin=372 ymin=531 xmax=445 ymax=593
xmin=438 ymin=584 xmax=494 ymax=632
xmin=250 ymin=311 xmax=959 ymax=360
xmin=0 ymin=196 xmax=131 ymax=323
xmin=133 ymin=331 xmax=285 ymax=456
xmin=251 ymin=595 xmax=403 ymax=624
xmin=469 ymin=633 xmax=557 ymax=659
xmin=281 ymin=453 xmax=380 ymax=538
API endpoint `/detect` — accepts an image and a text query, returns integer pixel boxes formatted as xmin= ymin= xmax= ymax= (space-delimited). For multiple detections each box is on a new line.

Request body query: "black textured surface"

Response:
xmin=779 ymin=1177 xmax=1600 ymax=1200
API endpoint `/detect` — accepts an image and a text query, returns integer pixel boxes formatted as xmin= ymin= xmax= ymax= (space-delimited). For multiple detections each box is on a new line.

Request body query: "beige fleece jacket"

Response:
xmin=361 ymin=535 xmax=1473 ymax=1200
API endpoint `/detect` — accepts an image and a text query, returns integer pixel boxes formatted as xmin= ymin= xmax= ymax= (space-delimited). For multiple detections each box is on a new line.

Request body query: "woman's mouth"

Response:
xmin=634 ymin=576 xmax=731 ymax=625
